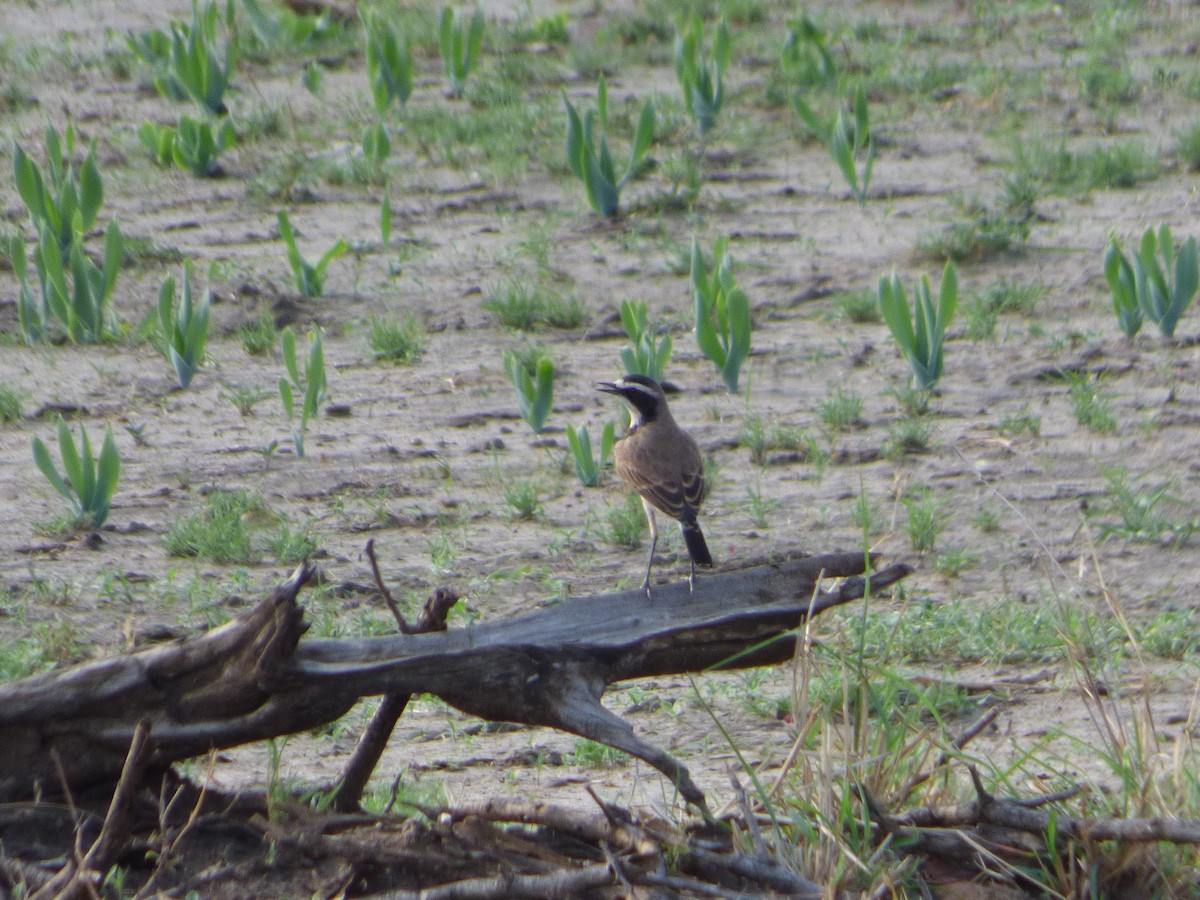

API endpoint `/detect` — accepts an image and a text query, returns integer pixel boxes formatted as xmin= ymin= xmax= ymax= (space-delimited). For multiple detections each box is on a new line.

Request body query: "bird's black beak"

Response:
xmin=595 ymin=381 xmax=621 ymax=395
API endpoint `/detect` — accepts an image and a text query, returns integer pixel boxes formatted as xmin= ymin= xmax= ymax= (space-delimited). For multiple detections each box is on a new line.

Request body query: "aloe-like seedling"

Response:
xmin=12 ymin=123 xmax=104 ymax=255
xmin=279 ymin=328 xmax=327 ymax=458
xmin=619 ymin=299 xmax=672 ymax=383
xmin=1138 ymin=225 xmax=1198 ymax=338
xmin=277 ymin=210 xmax=347 ymax=298
xmin=21 ymin=219 xmax=122 ymax=344
xmin=674 ymin=13 xmax=732 ymax=136
xmin=363 ymin=11 xmax=413 ymax=115
xmin=175 ymin=115 xmax=236 ymax=176
xmin=566 ymin=422 xmax=615 ymax=487
xmin=878 ymin=260 xmax=958 ymax=391
xmin=503 ymin=350 xmax=554 ymax=433
xmin=32 ymin=417 xmax=121 ymax=529
xmin=127 ymin=27 xmax=190 ymax=101
xmin=1104 ymin=236 xmax=1142 ymax=338
xmin=157 ymin=264 xmax=211 ymax=388
xmin=563 ymin=77 xmax=655 ymax=217
xmin=241 ymin=0 xmax=335 ymax=57
xmin=362 ymin=122 xmax=391 ymax=171
xmin=793 ymin=81 xmax=875 ymax=206
xmin=11 ymin=235 xmax=47 ymax=344
xmin=1105 ymin=226 xmax=1199 ymax=339
xmin=439 ymin=6 xmax=484 ymax=98
xmin=169 ymin=0 xmax=235 ymax=116
xmin=781 ymin=14 xmax=836 ymax=87
xmin=138 ymin=121 xmax=176 ymax=167
xmin=692 ymin=237 xmax=752 ymax=393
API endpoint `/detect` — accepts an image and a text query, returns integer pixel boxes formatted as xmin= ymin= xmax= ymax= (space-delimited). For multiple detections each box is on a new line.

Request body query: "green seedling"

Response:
xmin=138 ymin=121 xmax=176 ymax=167
xmin=878 ymin=260 xmax=957 ymax=391
xmin=127 ymin=27 xmax=190 ymax=101
xmin=1105 ymin=224 xmax=1198 ymax=338
xmin=503 ymin=349 xmax=554 ymax=434
xmin=439 ymin=7 xmax=484 ymax=98
xmin=362 ymin=122 xmax=391 ymax=172
xmin=781 ymin=14 xmax=836 ymax=88
xmin=279 ymin=328 xmax=327 ymax=458
xmin=691 ymin=237 xmax=752 ymax=393
xmin=618 ymin=300 xmax=672 ymax=382
xmin=175 ymin=115 xmax=235 ymax=176
xmin=240 ymin=0 xmax=338 ymax=57
xmin=563 ymin=76 xmax=655 ymax=217
xmin=566 ymin=422 xmax=615 ymax=487
xmin=170 ymin=0 xmax=235 ymax=115
xmin=793 ymin=81 xmax=875 ymax=206
xmin=363 ymin=11 xmax=413 ymax=115
xmin=14 ymin=220 xmax=122 ymax=344
xmin=1103 ymin=237 xmax=1141 ymax=338
xmin=141 ymin=116 xmax=236 ymax=177
xmin=277 ymin=210 xmax=347 ymax=298
xmin=11 ymin=235 xmax=45 ymax=344
xmin=32 ymin=417 xmax=121 ymax=529
xmin=157 ymin=264 xmax=211 ymax=389
xmin=674 ymin=13 xmax=732 ymax=136
xmin=12 ymin=123 xmax=104 ymax=256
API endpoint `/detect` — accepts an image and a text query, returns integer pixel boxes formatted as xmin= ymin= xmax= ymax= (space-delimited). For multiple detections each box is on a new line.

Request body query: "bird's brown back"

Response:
xmin=612 ymin=418 xmax=706 ymax=520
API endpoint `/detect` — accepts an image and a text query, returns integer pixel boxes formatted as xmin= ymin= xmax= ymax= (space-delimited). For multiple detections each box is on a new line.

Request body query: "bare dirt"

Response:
xmin=2 ymin=0 xmax=1199 ymax=851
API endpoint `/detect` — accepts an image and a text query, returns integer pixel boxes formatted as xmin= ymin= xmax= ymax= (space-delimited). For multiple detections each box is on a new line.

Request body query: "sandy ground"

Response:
xmin=1 ymin=0 xmax=1198 ymax=821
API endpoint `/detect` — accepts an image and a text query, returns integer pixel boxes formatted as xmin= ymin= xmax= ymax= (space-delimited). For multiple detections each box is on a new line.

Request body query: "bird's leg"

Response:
xmin=688 ymin=555 xmax=696 ymax=594
xmin=641 ymin=501 xmax=658 ymax=599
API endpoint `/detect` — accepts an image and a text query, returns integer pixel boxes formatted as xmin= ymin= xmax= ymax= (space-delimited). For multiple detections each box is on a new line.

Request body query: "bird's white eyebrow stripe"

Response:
xmin=618 ymin=381 xmax=660 ymax=399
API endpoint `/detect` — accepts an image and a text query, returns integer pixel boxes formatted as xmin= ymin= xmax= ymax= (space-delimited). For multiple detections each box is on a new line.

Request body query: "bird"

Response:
xmin=596 ymin=375 xmax=712 ymax=595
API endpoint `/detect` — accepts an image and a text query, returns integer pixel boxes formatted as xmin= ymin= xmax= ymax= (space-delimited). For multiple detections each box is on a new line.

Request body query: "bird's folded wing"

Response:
xmin=618 ymin=458 xmax=705 ymax=519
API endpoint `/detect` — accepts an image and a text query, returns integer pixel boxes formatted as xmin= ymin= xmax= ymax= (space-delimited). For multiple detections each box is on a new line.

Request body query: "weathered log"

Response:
xmin=0 ymin=552 xmax=909 ymax=806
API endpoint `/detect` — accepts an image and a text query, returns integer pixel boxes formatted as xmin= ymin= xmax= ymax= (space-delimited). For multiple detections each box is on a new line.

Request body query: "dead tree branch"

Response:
xmin=0 ymin=553 xmax=907 ymax=809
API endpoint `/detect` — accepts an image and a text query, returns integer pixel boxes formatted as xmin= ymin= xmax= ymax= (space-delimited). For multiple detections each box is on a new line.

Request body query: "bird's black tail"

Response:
xmin=680 ymin=517 xmax=713 ymax=568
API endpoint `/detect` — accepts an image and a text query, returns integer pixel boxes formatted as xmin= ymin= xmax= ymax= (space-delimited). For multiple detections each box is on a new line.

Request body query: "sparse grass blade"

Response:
xmin=32 ymin=417 xmax=121 ymax=529
xmin=691 ymin=237 xmax=752 ymax=393
xmin=878 ymin=260 xmax=957 ymax=391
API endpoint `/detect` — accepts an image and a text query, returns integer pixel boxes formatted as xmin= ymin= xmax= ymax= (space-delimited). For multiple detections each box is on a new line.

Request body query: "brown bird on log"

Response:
xmin=597 ymin=375 xmax=712 ymax=596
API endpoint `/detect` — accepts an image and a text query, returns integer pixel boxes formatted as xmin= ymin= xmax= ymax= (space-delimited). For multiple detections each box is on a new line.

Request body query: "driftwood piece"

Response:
xmin=0 ymin=552 xmax=908 ymax=806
